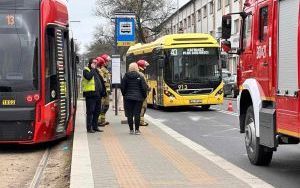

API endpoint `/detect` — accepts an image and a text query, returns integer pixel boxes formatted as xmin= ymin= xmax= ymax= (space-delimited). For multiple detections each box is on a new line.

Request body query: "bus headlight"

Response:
xmin=215 ymin=89 xmax=223 ymax=96
xmin=164 ymin=90 xmax=176 ymax=102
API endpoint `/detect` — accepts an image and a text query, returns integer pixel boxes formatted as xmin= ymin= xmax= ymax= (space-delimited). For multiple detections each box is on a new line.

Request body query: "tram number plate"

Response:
xmin=2 ymin=99 xmax=16 ymax=106
xmin=189 ymin=99 xmax=202 ymax=104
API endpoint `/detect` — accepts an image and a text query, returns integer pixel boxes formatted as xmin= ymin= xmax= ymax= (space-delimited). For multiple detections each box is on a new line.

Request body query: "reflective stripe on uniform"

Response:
xmin=100 ymin=67 xmax=111 ymax=93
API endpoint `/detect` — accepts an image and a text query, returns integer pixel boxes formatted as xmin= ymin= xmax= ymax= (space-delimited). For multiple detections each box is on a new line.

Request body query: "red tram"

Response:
xmin=0 ymin=0 xmax=78 ymax=143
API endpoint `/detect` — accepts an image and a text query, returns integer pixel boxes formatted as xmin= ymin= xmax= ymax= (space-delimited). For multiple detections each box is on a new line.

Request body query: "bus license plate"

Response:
xmin=2 ymin=99 xmax=16 ymax=106
xmin=190 ymin=99 xmax=202 ymax=104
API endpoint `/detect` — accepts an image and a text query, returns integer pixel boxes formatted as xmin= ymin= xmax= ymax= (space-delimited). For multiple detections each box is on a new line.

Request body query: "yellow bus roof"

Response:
xmin=127 ymin=33 xmax=219 ymax=55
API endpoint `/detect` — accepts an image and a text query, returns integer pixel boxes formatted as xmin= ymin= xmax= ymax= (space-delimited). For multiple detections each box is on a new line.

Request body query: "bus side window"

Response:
xmin=45 ymin=28 xmax=58 ymax=103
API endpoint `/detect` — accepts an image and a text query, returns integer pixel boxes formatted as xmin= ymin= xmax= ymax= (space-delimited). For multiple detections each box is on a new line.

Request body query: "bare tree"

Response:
xmin=95 ymin=0 xmax=175 ymax=43
xmin=84 ymin=25 xmax=128 ymax=58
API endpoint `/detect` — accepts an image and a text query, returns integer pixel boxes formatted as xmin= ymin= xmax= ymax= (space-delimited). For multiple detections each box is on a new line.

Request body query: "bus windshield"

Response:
xmin=0 ymin=9 xmax=39 ymax=92
xmin=165 ymin=48 xmax=221 ymax=84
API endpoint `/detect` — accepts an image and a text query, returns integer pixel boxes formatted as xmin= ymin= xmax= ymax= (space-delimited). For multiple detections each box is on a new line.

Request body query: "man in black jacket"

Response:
xmin=82 ymin=58 xmax=106 ymax=133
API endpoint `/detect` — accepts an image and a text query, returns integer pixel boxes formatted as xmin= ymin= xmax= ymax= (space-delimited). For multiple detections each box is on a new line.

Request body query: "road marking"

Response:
xmin=29 ymin=148 xmax=50 ymax=188
xmin=211 ymin=107 xmax=239 ymax=117
xmin=189 ymin=116 xmax=211 ymax=121
xmin=202 ymin=128 xmax=239 ymax=137
xmin=145 ymin=114 xmax=274 ymax=188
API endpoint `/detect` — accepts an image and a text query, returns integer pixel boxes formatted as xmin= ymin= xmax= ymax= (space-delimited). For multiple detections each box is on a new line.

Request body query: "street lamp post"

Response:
xmin=177 ymin=0 xmax=179 ymax=32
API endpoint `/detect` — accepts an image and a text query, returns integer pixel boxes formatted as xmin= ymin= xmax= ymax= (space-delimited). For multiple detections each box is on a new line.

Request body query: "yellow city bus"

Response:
xmin=126 ymin=33 xmax=224 ymax=109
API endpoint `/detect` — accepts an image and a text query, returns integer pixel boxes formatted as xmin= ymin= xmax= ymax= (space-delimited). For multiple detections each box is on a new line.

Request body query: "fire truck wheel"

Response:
xmin=244 ymin=106 xmax=273 ymax=166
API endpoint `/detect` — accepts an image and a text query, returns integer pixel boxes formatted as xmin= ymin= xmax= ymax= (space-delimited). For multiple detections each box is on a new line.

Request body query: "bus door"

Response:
xmin=156 ymin=53 xmax=164 ymax=106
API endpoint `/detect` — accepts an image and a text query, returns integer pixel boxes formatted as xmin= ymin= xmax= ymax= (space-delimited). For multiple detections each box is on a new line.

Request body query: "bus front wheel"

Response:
xmin=245 ymin=106 xmax=273 ymax=166
xmin=201 ymin=105 xmax=210 ymax=110
xmin=152 ymin=93 xmax=159 ymax=109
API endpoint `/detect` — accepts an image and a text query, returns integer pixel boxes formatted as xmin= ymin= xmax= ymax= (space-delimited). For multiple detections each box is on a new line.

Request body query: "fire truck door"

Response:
xmin=240 ymin=8 xmax=254 ymax=81
xmin=256 ymin=2 xmax=272 ymax=97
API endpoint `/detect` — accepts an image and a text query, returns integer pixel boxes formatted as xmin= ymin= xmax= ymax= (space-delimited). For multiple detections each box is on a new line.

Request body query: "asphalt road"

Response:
xmin=147 ymin=98 xmax=300 ymax=188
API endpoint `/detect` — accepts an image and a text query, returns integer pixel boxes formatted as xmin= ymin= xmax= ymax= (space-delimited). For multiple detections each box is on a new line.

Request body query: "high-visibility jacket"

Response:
xmin=82 ymin=67 xmax=95 ymax=92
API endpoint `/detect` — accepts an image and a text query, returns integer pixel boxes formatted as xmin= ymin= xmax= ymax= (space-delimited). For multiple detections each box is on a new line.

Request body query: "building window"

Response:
xmin=217 ymin=0 xmax=221 ymax=10
xmin=197 ymin=9 xmax=202 ymax=21
xmin=203 ymin=5 xmax=207 ymax=18
xmin=209 ymin=1 xmax=214 ymax=14
xmin=225 ymin=0 xmax=230 ymax=6
xmin=184 ymin=19 xmax=187 ymax=29
xmin=188 ymin=16 xmax=191 ymax=27
xmin=191 ymin=13 xmax=195 ymax=25
xmin=180 ymin=21 xmax=183 ymax=29
xmin=234 ymin=19 xmax=239 ymax=34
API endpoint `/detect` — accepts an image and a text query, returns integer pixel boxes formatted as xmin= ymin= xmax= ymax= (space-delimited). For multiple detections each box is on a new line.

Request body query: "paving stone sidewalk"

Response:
xmin=70 ymin=99 xmax=256 ymax=188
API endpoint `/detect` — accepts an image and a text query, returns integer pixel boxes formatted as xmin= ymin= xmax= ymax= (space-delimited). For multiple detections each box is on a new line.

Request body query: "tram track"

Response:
xmin=29 ymin=148 xmax=51 ymax=188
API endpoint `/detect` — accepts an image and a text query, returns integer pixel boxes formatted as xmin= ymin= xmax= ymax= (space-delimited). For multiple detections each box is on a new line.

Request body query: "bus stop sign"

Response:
xmin=115 ymin=13 xmax=135 ymax=46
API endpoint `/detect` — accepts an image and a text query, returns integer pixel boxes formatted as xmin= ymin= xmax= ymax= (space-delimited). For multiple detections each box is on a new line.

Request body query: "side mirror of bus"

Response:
xmin=222 ymin=14 xmax=232 ymax=39
xmin=221 ymin=41 xmax=232 ymax=53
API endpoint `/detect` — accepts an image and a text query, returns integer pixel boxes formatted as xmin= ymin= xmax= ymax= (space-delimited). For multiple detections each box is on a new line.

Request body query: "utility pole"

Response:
xmin=193 ymin=0 xmax=196 ymax=33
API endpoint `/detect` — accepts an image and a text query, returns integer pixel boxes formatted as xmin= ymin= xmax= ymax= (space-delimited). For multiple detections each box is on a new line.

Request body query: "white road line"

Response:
xmin=202 ymin=128 xmax=239 ymax=137
xmin=211 ymin=107 xmax=239 ymax=116
xmin=145 ymin=114 xmax=274 ymax=188
xmin=29 ymin=148 xmax=50 ymax=188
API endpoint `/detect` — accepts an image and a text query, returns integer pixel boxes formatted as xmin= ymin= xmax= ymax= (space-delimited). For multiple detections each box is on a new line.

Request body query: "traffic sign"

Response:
xmin=115 ymin=13 xmax=135 ymax=47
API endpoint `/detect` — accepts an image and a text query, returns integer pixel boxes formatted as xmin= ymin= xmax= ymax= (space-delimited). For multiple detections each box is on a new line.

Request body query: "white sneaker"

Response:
xmin=135 ymin=130 xmax=141 ymax=135
xmin=129 ymin=130 xmax=134 ymax=134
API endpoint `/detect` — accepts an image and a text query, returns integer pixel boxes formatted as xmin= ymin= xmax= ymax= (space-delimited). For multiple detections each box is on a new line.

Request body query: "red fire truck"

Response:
xmin=221 ymin=0 xmax=299 ymax=165
xmin=0 ymin=0 xmax=78 ymax=144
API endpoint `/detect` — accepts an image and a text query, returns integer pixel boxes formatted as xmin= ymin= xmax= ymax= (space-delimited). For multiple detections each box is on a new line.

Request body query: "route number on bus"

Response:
xmin=178 ymin=85 xmax=188 ymax=90
xmin=170 ymin=49 xmax=178 ymax=56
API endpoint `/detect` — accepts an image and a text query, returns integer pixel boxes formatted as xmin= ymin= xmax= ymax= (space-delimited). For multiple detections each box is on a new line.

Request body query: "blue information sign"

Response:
xmin=116 ymin=17 xmax=135 ymax=46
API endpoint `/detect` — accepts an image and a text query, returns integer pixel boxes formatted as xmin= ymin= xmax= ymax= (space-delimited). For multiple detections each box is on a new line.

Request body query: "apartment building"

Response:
xmin=158 ymin=0 xmax=245 ymax=74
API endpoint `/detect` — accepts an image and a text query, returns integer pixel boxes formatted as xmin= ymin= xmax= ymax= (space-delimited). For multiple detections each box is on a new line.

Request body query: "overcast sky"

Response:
xmin=69 ymin=0 xmax=189 ymax=54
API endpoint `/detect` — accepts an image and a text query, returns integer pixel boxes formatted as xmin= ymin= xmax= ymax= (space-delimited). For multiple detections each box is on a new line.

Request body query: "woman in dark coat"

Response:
xmin=121 ymin=62 xmax=148 ymax=135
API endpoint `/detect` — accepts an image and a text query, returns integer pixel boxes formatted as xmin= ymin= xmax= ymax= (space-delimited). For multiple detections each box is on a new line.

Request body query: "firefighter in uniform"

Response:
xmin=137 ymin=60 xmax=150 ymax=126
xmin=98 ymin=54 xmax=112 ymax=126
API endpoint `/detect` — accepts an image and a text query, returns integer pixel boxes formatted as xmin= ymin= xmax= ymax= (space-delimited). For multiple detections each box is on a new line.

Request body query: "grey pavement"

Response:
xmin=69 ymin=97 xmax=268 ymax=188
